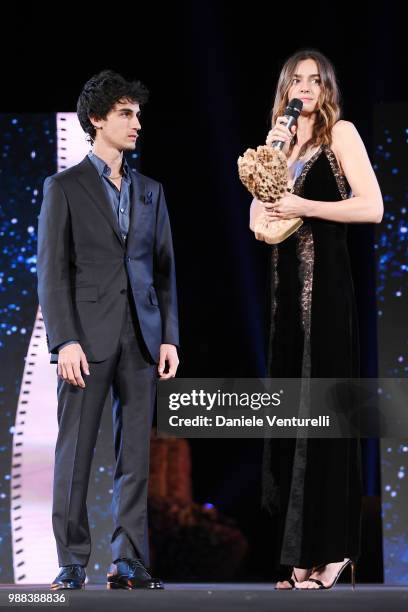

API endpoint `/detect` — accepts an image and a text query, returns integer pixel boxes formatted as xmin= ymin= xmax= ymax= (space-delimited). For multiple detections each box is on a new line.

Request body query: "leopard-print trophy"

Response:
xmin=238 ymin=144 xmax=303 ymax=244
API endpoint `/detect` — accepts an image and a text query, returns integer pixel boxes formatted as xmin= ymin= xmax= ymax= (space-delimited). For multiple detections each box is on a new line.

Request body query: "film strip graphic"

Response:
xmin=10 ymin=309 xmax=58 ymax=582
xmin=10 ymin=114 xmax=88 ymax=583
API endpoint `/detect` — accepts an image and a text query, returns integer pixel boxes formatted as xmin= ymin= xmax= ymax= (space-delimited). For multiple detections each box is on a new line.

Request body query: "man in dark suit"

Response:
xmin=37 ymin=70 xmax=179 ymax=590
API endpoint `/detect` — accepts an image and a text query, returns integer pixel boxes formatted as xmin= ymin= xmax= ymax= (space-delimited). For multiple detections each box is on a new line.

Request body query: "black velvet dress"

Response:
xmin=262 ymin=144 xmax=363 ymax=569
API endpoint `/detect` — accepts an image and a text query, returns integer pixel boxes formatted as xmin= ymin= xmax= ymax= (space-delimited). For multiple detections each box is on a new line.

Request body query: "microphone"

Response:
xmin=270 ymin=98 xmax=303 ymax=150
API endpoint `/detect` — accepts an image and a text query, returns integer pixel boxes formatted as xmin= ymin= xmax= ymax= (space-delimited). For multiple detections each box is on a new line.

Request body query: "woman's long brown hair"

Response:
xmin=271 ymin=48 xmax=342 ymax=159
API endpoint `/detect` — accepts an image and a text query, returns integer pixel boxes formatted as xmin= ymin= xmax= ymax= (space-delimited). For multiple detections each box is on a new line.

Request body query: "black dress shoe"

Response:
xmin=107 ymin=558 xmax=164 ymax=590
xmin=51 ymin=564 xmax=86 ymax=590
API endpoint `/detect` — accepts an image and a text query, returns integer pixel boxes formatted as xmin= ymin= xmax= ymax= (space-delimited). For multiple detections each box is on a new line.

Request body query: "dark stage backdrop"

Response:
xmin=374 ymin=104 xmax=408 ymax=585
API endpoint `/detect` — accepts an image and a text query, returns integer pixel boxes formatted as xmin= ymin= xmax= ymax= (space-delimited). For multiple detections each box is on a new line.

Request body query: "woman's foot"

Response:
xmin=275 ymin=567 xmax=313 ymax=590
xmin=294 ymin=558 xmax=351 ymax=589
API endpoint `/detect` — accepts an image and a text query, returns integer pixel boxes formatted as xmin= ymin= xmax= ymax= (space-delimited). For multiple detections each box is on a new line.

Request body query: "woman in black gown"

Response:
xmin=250 ymin=49 xmax=383 ymax=589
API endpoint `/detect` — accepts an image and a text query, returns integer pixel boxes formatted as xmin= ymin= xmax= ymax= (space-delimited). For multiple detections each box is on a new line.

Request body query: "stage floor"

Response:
xmin=0 ymin=584 xmax=407 ymax=612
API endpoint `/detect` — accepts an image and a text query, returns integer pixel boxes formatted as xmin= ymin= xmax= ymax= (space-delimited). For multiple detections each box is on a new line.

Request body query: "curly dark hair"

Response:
xmin=77 ymin=69 xmax=149 ymax=144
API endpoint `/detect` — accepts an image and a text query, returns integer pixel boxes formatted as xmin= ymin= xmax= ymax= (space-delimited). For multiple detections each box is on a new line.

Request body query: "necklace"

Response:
xmin=109 ymin=175 xmax=122 ymax=180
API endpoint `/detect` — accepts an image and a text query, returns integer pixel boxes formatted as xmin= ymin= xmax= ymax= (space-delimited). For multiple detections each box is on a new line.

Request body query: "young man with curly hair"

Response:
xmin=37 ymin=70 xmax=179 ymax=590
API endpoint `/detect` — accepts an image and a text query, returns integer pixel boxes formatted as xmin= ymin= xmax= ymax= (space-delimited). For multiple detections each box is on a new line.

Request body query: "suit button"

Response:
xmin=120 ymin=289 xmax=127 ymax=294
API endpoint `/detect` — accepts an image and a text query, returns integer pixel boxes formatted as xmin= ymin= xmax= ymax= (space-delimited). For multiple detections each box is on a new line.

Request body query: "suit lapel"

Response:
xmin=127 ymin=168 xmax=148 ymax=252
xmin=76 ymin=156 xmax=125 ymax=248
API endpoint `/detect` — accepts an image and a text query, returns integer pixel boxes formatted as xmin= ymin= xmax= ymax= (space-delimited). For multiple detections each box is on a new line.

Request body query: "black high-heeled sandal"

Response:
xmin=274 ymin=568 xmax=313 ymax=590
xmin=299 ymin=558 xmax=356 ymax=590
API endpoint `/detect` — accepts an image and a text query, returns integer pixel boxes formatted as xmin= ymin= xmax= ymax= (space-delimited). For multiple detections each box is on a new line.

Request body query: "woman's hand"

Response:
xmin=266 ymin=116 xmax=297 ymax=156
xmin=264 ymin=192 xmax=312 ymax=219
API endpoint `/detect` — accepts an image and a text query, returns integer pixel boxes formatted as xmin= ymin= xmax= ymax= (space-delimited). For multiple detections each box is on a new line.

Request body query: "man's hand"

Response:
xmin=58 ymin=343 xmax=90 ymax=388
xmin=158 ymin=344 xmax=179 ymax=379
